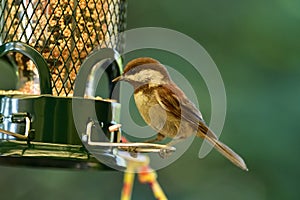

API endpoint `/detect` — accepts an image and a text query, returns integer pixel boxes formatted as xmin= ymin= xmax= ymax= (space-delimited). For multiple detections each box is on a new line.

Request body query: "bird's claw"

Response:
xmin=159 ymin=147 xmax=173 ymax=159
xmin=127 ymin=146 xmax=138 ymax=158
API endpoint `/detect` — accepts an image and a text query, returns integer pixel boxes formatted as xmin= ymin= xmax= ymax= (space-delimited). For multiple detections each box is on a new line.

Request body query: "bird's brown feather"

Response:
xmin=153 ymin=84 xmax=248 ymax=170
xmin=123 ymin=57 xmax=160 ymax=74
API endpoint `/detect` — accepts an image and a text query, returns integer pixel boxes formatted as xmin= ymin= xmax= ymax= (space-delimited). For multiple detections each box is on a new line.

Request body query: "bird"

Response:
xmin=113 ymin=57 xmax=248 ymax=171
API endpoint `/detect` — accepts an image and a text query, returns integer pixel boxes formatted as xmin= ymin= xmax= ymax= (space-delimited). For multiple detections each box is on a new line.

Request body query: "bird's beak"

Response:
xmin=112 ymin=75 xmax=123 ymax=83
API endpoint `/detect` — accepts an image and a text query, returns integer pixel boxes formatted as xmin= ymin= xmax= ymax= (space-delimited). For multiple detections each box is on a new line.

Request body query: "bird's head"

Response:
xmin=112 ymin=57 xmax=171 ymax=87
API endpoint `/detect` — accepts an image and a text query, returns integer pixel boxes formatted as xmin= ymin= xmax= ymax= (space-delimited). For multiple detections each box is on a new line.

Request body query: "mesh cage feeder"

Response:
xmin=0 ymin=0 xmax=126 ymax=96
xmin=0 ymin=0 xmax=127 ymax=170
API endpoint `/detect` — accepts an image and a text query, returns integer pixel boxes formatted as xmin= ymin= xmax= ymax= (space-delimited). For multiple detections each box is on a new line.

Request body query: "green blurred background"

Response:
xmin=1 ymin=0 xmax=300 ymax=199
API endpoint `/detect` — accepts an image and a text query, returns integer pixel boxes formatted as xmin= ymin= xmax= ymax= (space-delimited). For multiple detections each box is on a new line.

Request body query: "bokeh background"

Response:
xmin=1 ymin=0 xmax=300 ymax=199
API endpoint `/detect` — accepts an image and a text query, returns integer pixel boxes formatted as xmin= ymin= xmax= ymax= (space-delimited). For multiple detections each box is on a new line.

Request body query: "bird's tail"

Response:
xmin=197 ymin=128 xmax=248 ymax=171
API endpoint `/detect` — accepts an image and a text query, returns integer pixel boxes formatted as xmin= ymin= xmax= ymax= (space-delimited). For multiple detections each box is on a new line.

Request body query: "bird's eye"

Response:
xmin=127 ymin=68 xmax=137 ymax=76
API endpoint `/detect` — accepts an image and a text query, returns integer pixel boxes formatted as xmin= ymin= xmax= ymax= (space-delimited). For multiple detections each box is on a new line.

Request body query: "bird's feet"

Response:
xmin=159 ymin=146 xmax=174 ymax=159
xmin=127 ymin=146 xmax=138 ymax=158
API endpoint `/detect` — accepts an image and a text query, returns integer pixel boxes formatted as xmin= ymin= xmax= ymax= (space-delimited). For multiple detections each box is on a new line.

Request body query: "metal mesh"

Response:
xmin=0 ymin=0 xmax=126 ymax=96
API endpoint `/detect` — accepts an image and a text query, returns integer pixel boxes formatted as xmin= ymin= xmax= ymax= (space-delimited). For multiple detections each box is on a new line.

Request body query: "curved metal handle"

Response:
xmin=73 ymin=48 xmax=123 ymax=97
xmin=0 ymin=42 xmax=52 ymax=94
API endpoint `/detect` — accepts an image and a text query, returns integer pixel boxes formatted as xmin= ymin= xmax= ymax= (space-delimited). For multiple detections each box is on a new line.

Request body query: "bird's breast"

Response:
xmin=133 ymin=87 xmax=180 ymax=137
xmin=134 ymin=86 xmax=167 ymax=127
xmin=134 ymin=89 xmax=155 ymax=118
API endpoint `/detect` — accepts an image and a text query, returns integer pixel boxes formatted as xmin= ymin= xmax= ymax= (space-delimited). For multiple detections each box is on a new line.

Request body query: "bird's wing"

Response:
xmin=154 ymin=83 xmax=206 ymax=130
xmin=154 ymin=85 xmax=247 ymax=170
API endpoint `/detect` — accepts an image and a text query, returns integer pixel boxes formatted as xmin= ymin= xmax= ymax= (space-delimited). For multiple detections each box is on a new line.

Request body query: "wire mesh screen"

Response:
xmin=0 ymin=0 xmax=126 ymax=96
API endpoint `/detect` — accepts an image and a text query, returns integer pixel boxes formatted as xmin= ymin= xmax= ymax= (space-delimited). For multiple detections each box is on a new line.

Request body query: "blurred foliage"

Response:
xmin=1 ymin=0 xmax=300 ymax=199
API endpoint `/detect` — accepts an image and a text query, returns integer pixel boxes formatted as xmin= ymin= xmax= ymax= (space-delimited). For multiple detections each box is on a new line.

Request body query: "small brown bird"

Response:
xmin=113 ymin=57 xmax=248 ymax=171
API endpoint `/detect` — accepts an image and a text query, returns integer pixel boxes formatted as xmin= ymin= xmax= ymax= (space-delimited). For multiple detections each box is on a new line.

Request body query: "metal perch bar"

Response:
xmin=0 ymin=128 xmax=28 ymax=140
xmin=85 ymin=122 xmax=176 ymax=154
xmin=88 ymin=141 xmax=176 ymax=154
xmin=0 ymin=115 xmax=31 ymax=140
